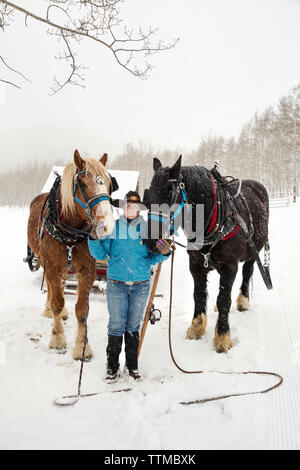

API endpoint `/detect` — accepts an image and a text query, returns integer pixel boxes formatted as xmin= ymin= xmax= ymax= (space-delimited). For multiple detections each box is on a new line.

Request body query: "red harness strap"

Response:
xmin=222 ymin=224 xmax=241 ymax=240
xmin=206 ymin=175 xmax=240 ymax=240
xmin=206 ymin=176 xmax=218 ymax=235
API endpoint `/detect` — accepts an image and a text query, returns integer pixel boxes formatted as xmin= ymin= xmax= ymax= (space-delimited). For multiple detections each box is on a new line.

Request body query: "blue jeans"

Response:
xmin=106 ymin=280 xmax=151 ymax=336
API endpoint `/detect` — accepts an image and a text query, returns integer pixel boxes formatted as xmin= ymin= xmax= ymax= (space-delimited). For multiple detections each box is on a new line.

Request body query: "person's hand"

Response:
xmin=96 ymin=220 xmax=106 ymax=239
xmin=89 ymin=221 xmax=105 ymax=240
xmin=156 ymin=239 xmax=171 ymax=255
xmin=89 ymin=226 xmax=98 ymax=240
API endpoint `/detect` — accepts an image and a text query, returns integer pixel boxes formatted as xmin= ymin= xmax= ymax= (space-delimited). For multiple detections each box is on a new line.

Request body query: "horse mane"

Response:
xmin=181 ymin=165 xmax=213 ymax=203
xmin=61 ymin=157 xmax=110 ymax=217
xmin=151 ymin=164 xmax=212 ymax=203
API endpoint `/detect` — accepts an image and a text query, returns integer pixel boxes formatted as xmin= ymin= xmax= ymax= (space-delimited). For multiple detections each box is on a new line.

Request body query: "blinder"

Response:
xmin=109 ymin=174 xmax=119 ymax=194
xmin=142 ymin=189 xmax=150 ymax=209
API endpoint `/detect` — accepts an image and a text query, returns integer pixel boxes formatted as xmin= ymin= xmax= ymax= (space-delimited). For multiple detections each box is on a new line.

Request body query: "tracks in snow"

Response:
xmin=259 ymin=290 xmax=300 ymax=449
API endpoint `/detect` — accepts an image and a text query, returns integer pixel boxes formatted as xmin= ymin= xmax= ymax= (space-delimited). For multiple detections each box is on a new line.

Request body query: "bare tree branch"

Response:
xmin=50 ymin=32 xmax=87 ymax=94
xmin=0 ymin=0 xmax=179 ymax=93
xmin=0 ymin=55 xmax=32 ymax=82
xmin=0 ymin=55 xmax=32 ymax=89
xmin=0 ymin=76 xmax=20 ymax=88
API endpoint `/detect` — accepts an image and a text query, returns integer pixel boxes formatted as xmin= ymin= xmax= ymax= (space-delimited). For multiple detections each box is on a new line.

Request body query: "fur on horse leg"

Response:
xmin=236 ymin=291 xmax=250 ymax=312
xmin=60 ymin=281 xmax=69 ymax=320
xmin=73 ymin=268 xmax=95 ymax=361
xmin=60 ymin=304 xmax=69 ymax=321
xmin=73 ymin=323 xmax=94 ymax=361
xmin=43 ymin=280 xmax=53 ymax=318
xmin=214 ymin=262 xmax=237 ymax=353
xmin=214 ymin=329 xmax=233 ymax=353
xmin=49 ymin=314 xmax=67 ymax=350
xmin=43 ymin=298 xmax=53 ymax=318
xmin=187 ymin=259 xmax=208 ymax=339
xmin=237 ymin=259 xmax=254 ymax=311
xmin=186 ymin=313 xmax=207 ymax=339
xmin=48 ymin=279 xmax=67 ymax=350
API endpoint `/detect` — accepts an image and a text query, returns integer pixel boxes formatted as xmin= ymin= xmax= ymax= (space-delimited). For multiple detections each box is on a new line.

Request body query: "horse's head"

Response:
xmin=143 ymin=155 xmax=183 ymax=253
xmin=61 ymin=149 xmax=116 ymax=236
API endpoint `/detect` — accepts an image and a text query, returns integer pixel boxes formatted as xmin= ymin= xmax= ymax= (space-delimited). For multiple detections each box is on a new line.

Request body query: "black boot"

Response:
xmin=125 ymin=331 xmax=141 ymax=380
xmin=106 ymin=334 xmax=123 ymax=382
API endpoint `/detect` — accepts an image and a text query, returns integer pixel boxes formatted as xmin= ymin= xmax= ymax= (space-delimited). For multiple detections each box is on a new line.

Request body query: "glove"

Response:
xmin=89 ymin=226 xmax=98 ymax=240
xmin=89 ymin=221 xmax=105 ymax=240
xmin=96 ymin=221 xmax=106 ymax=239
xmin=155 ymin=239 xmax=172 ymax=255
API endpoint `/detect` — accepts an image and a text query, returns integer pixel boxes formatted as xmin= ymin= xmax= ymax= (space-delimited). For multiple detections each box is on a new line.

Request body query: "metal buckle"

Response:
xmin=149 ymin=305 xmax=162 ymax=325
xmin=203 ymin=253 xmax=210 ymax=268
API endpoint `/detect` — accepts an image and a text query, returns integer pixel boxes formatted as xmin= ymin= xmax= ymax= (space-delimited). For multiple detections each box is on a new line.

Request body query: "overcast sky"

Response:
xmin=1 ymin=0 xmax=300 ymax=171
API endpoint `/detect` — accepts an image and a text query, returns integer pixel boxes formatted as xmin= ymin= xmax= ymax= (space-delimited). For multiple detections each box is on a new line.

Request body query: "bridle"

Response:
xmin=73 ymin=170 xmax=118 ymax=225
xmin=146 ymin=174 xmax=190 ymax=238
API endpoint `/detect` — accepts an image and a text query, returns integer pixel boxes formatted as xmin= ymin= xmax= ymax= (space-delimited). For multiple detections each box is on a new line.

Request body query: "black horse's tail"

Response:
xmin=263 ymin=241 xmax=273 ymax=290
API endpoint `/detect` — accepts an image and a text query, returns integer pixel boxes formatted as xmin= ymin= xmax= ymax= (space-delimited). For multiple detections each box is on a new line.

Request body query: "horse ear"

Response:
xmin=169 ymin=155 xmax=182 ymax=180
xmin=74 ymin=149 xmax=84 ymax=171
xmin=100 ymin=153 xmax=108 ymax=167
xmin=153 ymin=157 xmax=162 ymax=172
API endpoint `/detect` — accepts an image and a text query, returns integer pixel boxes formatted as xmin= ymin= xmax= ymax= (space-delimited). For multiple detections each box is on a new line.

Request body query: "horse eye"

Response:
xmin=79 ymin=178 xmax=87 ymax=189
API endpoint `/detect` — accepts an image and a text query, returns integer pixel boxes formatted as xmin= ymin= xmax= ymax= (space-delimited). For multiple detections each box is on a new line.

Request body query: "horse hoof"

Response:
xmin=49 ymin=333 xmax=67 ymax=351
xmin=73 ymin=342 xmax=94 ymax=361
xmin=214 ymin=331 xmax=232 ymax=353
xmin=236 ymin=292 xmax=249 ymax=312
xmin=186 ymin=313 xmax=207 ymax=339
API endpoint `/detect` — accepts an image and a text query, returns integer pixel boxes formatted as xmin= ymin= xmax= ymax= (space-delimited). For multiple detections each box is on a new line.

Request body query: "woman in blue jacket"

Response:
xmin=88 ymin=191 xmax=171 ymax=382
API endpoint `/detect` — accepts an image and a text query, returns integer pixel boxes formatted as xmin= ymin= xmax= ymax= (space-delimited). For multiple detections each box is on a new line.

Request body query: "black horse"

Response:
xmin=143 ymin=156 xmax=270 ymax=353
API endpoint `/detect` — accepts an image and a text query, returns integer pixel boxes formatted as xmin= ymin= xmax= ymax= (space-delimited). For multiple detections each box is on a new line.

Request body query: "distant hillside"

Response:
xmin=1 ymin=84 xmax=299 ymax=206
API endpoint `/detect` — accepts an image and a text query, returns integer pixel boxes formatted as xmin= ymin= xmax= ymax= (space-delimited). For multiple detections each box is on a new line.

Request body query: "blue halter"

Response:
xmin=147 ymin=175 xmax=190 ymax=236
xmin=74 ymin=194 xmax=110 ymax=210
xmin=73 ymin=170 xmax=111 ymax=225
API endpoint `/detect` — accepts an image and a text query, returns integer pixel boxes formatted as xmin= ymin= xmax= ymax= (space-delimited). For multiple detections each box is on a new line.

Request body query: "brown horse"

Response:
xmin=27 ymin=150 xmax=116 ymax=360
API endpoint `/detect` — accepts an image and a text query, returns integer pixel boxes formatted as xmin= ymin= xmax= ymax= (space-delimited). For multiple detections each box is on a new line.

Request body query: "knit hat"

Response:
xmin=124 ymin=191 xmax=142 ymax=204
xmin=111 ymin=190 xmax=142 ymax=209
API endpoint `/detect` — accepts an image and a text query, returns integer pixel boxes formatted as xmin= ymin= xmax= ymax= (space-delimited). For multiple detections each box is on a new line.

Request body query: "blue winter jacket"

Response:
xmin=88 ymin=216 xmax=171 ymax=283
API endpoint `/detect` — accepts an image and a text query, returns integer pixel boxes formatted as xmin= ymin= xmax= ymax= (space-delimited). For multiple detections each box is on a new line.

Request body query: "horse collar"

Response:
xmin=41 ymin=175 xmax=92 ymax=246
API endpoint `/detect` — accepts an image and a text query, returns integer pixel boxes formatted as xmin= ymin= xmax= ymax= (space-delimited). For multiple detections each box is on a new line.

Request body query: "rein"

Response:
xmin=168 ymin=247 xmax=283 ymax=405
xmin=54 ymin=246 xmax=282 ymax=408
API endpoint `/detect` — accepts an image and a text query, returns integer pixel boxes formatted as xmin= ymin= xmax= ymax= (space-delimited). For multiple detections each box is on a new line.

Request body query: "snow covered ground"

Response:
xmin=0 ymin=201 xmax=300 ymax=450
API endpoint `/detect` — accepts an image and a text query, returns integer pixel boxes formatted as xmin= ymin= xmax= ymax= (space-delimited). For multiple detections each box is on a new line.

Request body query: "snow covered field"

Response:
xmin=0 ymin=202 xmax=300 ymax=450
